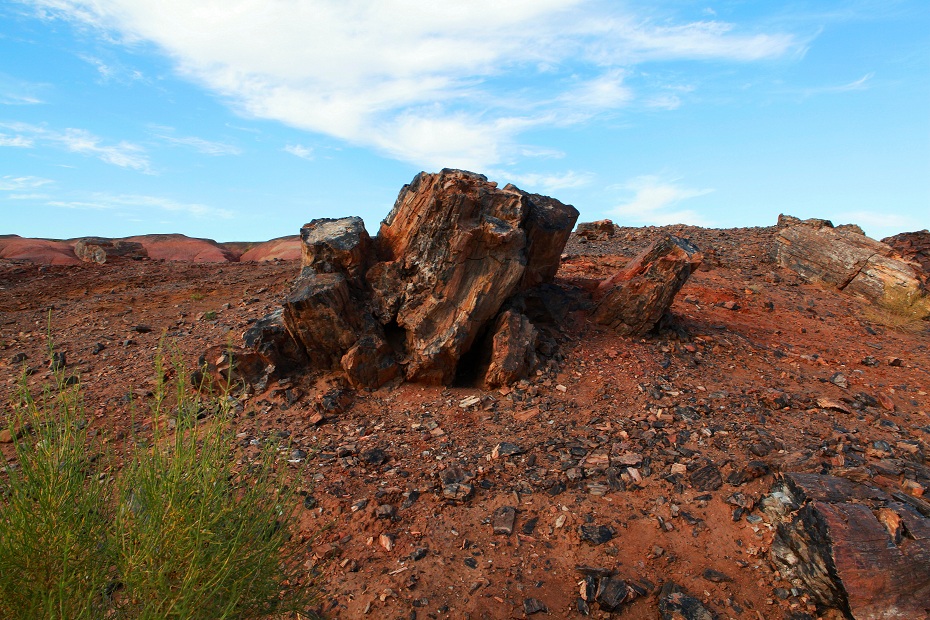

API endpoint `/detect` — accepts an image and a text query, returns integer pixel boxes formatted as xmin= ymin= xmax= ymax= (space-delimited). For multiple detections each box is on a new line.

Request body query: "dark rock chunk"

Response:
xmin=658 ymin=582 xmax=717 ymax=620
xmin=579 ymin=524 xmax=615 ymax=545
xmin=595 ymin=577 xmax=629 ymax=612
xmin=523 ymin=597 xmax=548 ymax=615
xmin=690 ymin=464 xmax=723 ymax=492
xmin=242 ymin=309 xmax=308 ymax=374
xmin=519 ymin=191 xmax=579 ymax=290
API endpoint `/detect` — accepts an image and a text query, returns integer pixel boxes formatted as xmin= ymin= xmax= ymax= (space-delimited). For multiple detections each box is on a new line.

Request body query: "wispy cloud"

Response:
xmin=0 ymin=121 xmax=151 ymax=172
xmin=29 ymin=0 xmax=801 ymax=170
xmin=609 ymin=175 xmax=714 ymax=226
xmin=158 ymin=133 xmax=243 ymax=155
xmin=48 ymin=193 xmax=232 ymax=219
xmin=0 ymin=133 xmax=34 ymax=147
xmin=494 ymin=170 xmax=595 ymax=193
xmin=794 ymin=72 xmax=875 ymax=97
xmin=0 ymin=73 xmax=48 ymax=105
xmin=284 ymin=144 xmax=313 ymax=160
xmin=0 ymin=175 xmax=54 ymax=191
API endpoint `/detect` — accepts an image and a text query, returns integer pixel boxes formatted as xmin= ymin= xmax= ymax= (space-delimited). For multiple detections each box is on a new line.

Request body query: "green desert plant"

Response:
xmin=0 ymin=349 xmax=315 ymax=619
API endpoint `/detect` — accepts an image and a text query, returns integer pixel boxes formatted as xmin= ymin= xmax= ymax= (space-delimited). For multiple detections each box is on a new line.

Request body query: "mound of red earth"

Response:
xmin=239 ymin=236 xmax=301 ymax=261
xmin=2 ymin=196 xmax=929 ymax=618
xmin=124 ymin=234 xmax=240 ymax=263
xmin=0 ymin=235 xmax=80 ymax=265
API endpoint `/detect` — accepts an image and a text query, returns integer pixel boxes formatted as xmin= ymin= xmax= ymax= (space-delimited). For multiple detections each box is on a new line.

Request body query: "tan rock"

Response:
xmin=776 ymin=218 xmax=928 ymax=310
xmin=299 ymin=217 xmax=372 ymax=283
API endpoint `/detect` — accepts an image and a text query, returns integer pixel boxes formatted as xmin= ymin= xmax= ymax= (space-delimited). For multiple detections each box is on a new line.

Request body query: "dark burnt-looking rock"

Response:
xmin=518 ymin=191 xmax=579 ymax=290
xmin=242 ymin=309 xmax=307 ymax=374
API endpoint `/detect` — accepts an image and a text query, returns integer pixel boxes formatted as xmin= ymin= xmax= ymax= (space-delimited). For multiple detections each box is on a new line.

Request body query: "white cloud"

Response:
xmin=495 ymin=170 xmax=595 ymax=192
xmin=609 ymin=175 xmax=714 ymax=226
xmin=284 ymin=144 xmax=313 ymax=160
xmin=158 ymin=133 xmax=242 ymax=155
xmin=0 ymin=122 xmax=151 ymax=172
xmin=28 ymin=0 xmax=800 ymax=169
xmin=0 ymin=133 xmax=35 ymax=147
xmin=48 ymin=193 xmax=232 ymax=218
xmin=0 ymin=175 xmax=54 ymax=191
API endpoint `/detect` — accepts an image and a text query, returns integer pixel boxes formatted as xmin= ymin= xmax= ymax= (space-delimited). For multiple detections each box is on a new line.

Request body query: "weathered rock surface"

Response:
xmin=575 ymin=219 xmax=616 ymax=241
xmin=226 ymin=169 xmax=577 ymax=389
xmin=883 ymin=230 xmax=930 ymax=275
xmin=300 ymin=217 xmax=372 ymax=282
xmin=593 ymin=234 xmax=702 ymax=335
xmin=480 ymin=310 xmax=538 ymax=389
xmin=195 ymin=345 xmax=273 ymax=392
xmin=73 ymin=237 xmax=147 ymax=264
xmin=776 ymin=217 xmax=928 ymax=307
xmin=242 ymin=309 xmax=308 ymax=374
xmin=375 ymin=170 xmax=574 ymax=383
xmin=767 ymin=473 xmax=930 ymax=619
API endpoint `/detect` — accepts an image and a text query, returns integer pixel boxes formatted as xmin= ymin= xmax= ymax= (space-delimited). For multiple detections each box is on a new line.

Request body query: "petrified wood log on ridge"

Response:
xmin=593 ymin=234 xmax=702 ymax=336
xmin=776 ymin=217 xmax=928 ymax=309
xmin=767 ymin=472 xmax=930 ymax=619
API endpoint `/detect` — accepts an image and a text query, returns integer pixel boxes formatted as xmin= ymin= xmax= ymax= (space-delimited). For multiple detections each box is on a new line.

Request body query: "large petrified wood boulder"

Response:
xmin=776 ymin=217 xmax=928 ymax=308
xmin=222 ymin=169 xmax=578 ymax=390
xmin=765 ymin=472 xmax=930 ymax=619
xmin=374 ymin=169 xmax=578 ymax=384
xmin=593 ymin=234 xmax=702 ymax=336
xmin=882 ymin=230 xmax=930 ymax=275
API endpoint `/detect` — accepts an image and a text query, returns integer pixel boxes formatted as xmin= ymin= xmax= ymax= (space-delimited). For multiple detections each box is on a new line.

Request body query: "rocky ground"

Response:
xmin=1 ymin=224 xmax=929 ymax=619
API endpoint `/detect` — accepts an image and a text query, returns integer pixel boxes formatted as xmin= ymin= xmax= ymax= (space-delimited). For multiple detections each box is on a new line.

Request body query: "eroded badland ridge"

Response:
xmin=2 ymin=170 xmax=929 ymax=619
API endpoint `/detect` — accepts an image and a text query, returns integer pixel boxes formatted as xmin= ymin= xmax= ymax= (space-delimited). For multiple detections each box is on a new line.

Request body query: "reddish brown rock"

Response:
xmin=375 ymin=170 xmax=530 ymax=384
xmin=299 ymin=217 xmax=372 ymax=282
xmin=575 ymin=219 xmax=615 ymax=241
xmin=882 ymin=230 xmax=930 ymax=275
xmin=593 ymin=234 xmax=702 ymax=336
xmin=768 ymin=473 xmax=930 ymax=619
xmin=776 ymin=218 xmax=928 ymax=308
xmin=480 ymin=310 xmax=538 ymax=388
xmin=73 ymin=237 xmax=147 ymax=264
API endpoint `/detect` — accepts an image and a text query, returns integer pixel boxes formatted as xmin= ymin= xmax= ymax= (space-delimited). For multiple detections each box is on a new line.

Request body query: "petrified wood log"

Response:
xmin=73 ymin=237 xmax=147 ymax=264
xmin=480 ymin=310 xmax=538 ymax=389
xmin=766 ymin=472 xmax=930 ymax=619
xmin=776 ymin=217 xmax=928 ymax=309
xmin=593 ymin=234 xmax=702 ymax=336
xmin=299 ymin=216 xmax=372 ymax=284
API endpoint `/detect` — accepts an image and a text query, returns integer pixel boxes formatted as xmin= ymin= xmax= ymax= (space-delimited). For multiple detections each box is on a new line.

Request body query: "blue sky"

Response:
xmin=1 ymin=1 xmax=927 ymax=242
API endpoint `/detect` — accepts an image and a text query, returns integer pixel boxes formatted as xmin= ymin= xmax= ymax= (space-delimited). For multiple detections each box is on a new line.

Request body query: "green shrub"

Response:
xmin=0 ymin=352 xmax=315 ymax=619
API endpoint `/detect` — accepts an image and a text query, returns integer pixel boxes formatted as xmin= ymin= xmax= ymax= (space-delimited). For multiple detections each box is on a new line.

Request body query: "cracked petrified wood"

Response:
xmin=776 ymin=216 xmax=928 ymax=309
xmin=231 ymin=169 xmax=578 ymax=390
xmin=593 ymin=234 xmax=702 ymax=336
xmin=766 ymin=472 xmax=930 ymax=619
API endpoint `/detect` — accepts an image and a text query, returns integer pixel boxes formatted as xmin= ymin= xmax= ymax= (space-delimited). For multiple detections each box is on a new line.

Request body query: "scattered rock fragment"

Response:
xmin=658 ymin=582 xmax=717 ymax=620
xmin=579 ymin=524 xmax=615 ymax=545
xmin=492 ymin=506 xmax=517 ymax=535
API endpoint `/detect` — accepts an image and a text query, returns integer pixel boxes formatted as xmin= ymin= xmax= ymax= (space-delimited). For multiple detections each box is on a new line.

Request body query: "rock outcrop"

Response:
xmin=593 ymin=235 xmax=702 ymax=336
xmin=776 ymin=217 xmax=928 ymax=307
xmin=766 ymin=473 xmax=930 ymax=620
xmin=73 ymin=237 xmax=147 ymax=264
xmin=883 ymin=230 xmax=930 ymax=275
xmin=237 ymin=169 xmax=579 ymax=389
xmin=575 ymin=219 xmax=616 ymax=241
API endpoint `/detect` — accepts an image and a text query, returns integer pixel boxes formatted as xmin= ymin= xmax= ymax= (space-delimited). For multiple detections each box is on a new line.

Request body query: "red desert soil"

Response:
xmin=2 ymin=224 xmax=928 ymax=619
xmin=0 ymin=235 xmax=80 ymax=265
